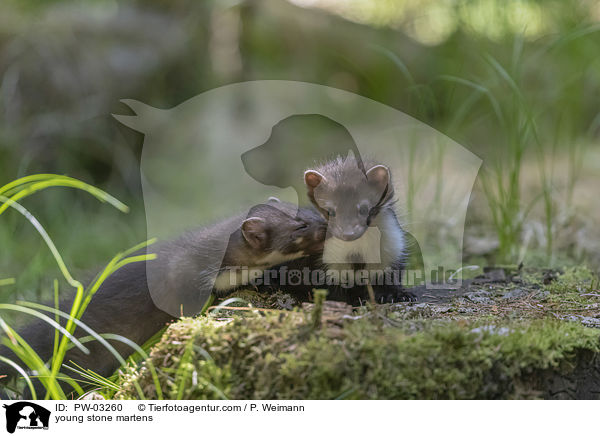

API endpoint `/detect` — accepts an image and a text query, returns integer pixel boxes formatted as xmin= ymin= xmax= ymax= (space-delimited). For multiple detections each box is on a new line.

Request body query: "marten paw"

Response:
xmin=395 ymin=290 xmax=418 ymax=303
xmin=374 ymin=287 xmax=417 ymax=303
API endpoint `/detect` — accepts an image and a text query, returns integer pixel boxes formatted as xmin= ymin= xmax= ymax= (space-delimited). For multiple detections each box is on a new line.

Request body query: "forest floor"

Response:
xmin=115 ymin=265 xmax=600 ymax=400
xmin=113 ymin=148 xmax=600 ymax=400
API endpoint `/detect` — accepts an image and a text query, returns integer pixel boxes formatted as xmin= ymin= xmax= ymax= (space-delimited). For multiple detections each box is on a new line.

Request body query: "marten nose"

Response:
xmin=341 ymin=229 xmax=360 ymax=241
xmin=337 ymin=223 xmax=366 ymax=241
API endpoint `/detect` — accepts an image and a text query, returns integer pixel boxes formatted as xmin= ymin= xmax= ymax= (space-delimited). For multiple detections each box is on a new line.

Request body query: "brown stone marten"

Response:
xmin=0 ymin=201 xmax=326 ymax=396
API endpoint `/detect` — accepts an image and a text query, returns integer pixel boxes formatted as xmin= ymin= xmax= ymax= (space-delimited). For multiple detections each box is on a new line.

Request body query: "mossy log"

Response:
xmin=115 ymin=267 xmax=600 ymax=400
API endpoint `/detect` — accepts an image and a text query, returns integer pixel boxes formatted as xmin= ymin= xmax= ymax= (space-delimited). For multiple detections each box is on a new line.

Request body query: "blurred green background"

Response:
xmin=1 ymin=0 xmax=599 ymax=307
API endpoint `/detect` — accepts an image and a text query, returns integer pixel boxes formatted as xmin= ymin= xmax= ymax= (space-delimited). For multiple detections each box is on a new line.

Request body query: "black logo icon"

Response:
xmin=3 ymin=402 xmax=50 ymax=434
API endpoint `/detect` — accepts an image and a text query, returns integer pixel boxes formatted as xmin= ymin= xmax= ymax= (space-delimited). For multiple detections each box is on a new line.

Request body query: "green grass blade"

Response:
xmin=0 ymin=356 xmax=37 ymax=400
xmin=0 ymin=304 xmax=89 ymax=354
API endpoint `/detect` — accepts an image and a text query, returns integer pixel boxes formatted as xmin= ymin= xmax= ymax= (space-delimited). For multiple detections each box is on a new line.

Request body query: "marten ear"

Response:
xmin=242 ymin=217 xmax=268 ymax=250
xmin=366 ymin=165 xmax=390 ymax=189
xmin=304 ymin=170 xmax=326 ymax=192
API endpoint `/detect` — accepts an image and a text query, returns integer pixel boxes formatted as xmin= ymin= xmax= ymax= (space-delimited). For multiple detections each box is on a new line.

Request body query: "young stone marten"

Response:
xmin=304 ymin=156 xmax=415 ymax=303
xmin=150 ymin=201 xmax=326 ymax=316
xmin=260 ymin=156 xmax=416 ymax=304
xmin=0 ymin=201 xmax=326 ymax=396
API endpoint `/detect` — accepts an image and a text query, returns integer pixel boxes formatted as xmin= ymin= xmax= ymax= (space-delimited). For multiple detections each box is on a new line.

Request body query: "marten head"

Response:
xmin=304 ymin=156 xmax=394 ymax=241
xmin=241 ymin=202 xmax=327 ymax=263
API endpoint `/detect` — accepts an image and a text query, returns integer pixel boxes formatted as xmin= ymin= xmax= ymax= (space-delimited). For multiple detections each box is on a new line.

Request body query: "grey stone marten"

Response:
xmin=0 ymin=201 xmax=326 ymax=396
xmin=260 ymin=156 xmax=417 ymax=304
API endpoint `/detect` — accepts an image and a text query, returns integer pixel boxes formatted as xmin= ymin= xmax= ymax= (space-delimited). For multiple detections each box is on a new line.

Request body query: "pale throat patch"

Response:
xmin=322 ymin=211 xmax=405 ymax=266
xmin=323 ymin=226 xmax=382 ymax=264
xmin=212 ymin=250 xmax=305 ymax=292
xmin=255 ymin=250 xmax=306 ymax=267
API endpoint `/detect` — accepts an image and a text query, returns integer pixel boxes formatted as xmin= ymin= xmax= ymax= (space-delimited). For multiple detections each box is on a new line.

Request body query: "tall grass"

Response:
xmin=375 ymin=22 xmax=599 ymax=267
xmin=0 ymin=174 xmax=160 ymax=399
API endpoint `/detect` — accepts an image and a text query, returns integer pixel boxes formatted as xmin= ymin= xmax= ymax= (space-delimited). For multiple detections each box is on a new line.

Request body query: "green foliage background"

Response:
xmin=1 ymin=0 xmax=599 ymax=311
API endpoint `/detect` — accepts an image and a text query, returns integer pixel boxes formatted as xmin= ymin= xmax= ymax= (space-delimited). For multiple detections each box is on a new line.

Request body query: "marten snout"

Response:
xmin=300 ymin=219 xmax=327 ymax=254
xmin=280 ymin=216 xmax=327 ymax=256
xmin=289 ymin=207 xmax=327 ymax=255
xmin=245 ymin=202 xmax=327 ymax=257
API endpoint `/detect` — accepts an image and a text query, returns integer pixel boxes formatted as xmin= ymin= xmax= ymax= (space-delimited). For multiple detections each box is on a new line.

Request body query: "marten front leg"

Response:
xmin=372 ymin=284 xmax=417 ymax=303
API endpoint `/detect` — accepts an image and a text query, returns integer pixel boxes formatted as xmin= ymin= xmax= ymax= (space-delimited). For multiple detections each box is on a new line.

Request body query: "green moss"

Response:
xmin=219 ymin=289 xmax=301 ymax=310
xmin=113 ymin=266 xmax=600 ymax=400
xmin=546 ymin=266 xmax=598 ymax=294
xmin=115 ymin=309 xmax=600 ymax=400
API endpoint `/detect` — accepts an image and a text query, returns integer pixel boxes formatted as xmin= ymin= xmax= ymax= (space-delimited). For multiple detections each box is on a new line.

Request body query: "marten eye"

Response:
xmin=295 ymin=223 xmax=308 ymax=231
xmin=325 ymin=207 xmax=336 ymax=217
xmin=359 ymin=204 xmax=369 ymax=216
